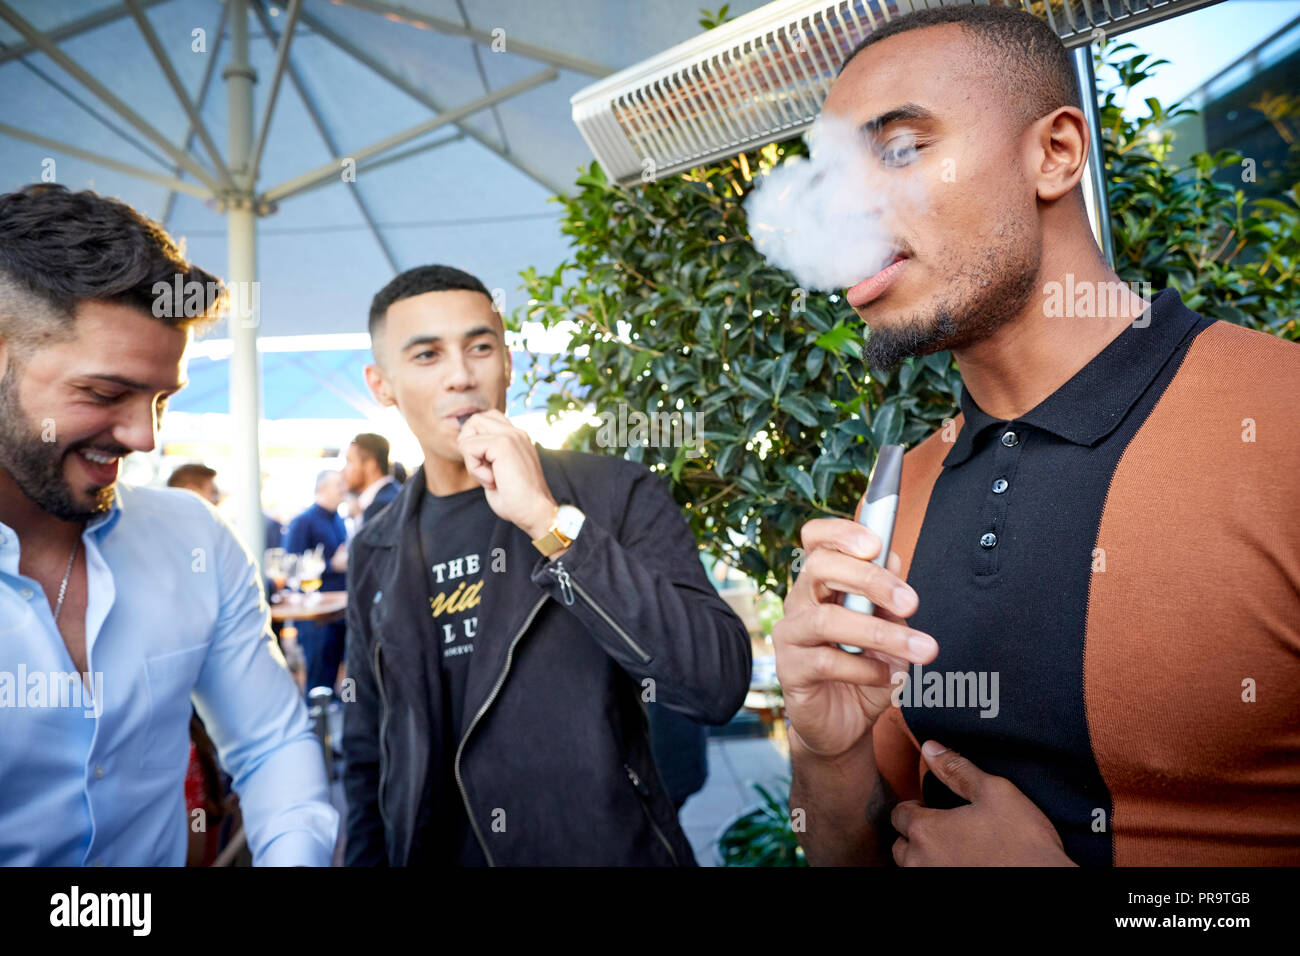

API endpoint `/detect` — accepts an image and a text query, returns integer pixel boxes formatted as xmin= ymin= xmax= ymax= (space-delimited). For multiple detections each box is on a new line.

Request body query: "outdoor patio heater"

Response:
xmin=571 ymin=0 xmax=1227 ymax=265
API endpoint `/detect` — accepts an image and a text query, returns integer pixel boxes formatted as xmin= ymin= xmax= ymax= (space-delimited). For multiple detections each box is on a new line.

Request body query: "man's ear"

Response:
xmin=364 ymin=362 xmax=396 ymax=407
xmin=1030 ymin=106 xmax=1089 ymax=203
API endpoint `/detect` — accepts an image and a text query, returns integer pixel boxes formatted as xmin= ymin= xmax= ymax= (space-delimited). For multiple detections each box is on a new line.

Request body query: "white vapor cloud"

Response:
xmin=744 ymin=114 xmax=921 ymax=292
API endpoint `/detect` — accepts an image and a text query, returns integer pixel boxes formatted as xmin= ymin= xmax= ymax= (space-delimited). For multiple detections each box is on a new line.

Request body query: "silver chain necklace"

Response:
xmin=53 ymin=538 xmax=80 ymax=623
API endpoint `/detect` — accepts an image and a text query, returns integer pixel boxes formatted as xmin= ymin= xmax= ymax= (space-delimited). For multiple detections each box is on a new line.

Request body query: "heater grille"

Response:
xmin=572 ymin=0 xmax=1222 ymax=186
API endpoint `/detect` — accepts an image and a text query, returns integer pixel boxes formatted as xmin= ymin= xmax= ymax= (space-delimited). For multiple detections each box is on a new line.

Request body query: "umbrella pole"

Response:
xmin=225 ymin=0 xmax=265 ymax=560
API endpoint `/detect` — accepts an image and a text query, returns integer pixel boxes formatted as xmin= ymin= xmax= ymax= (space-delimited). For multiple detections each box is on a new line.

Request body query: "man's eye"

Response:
xmin=413 ymin=350 xmax=436 ymax=361
xmin=86 ymin=390 xmax=119 ymax=403
xmin=881 ymin=135 xmax=921 ymax=167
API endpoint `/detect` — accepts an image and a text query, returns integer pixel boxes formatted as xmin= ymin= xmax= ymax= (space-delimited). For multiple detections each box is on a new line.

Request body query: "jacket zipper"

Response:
xmin=373 ymin=641 xmax=392 ymax=836
xmin=454 ymin=593 xmax=549 ymax=867
xmin=625 ymin=763 xmax=680 ymax=865
xmin=548 ymin=561 xmax=652 ymax=664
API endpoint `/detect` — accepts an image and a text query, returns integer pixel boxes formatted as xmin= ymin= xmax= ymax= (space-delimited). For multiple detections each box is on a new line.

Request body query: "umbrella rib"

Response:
xmin=0 ymin=121 xmax=211 ymax=198
xmin=259 ymin=67 xmax=557 ymax=203
xmin=296 ymin=6 xmax=568 ymax=197
xmin=331 ymin=0 xmax=614 ymax=78
xmin=251 ymin=0 xmax=400 ymax=274
xmin=162 ymin=1 xmax=229 ymax=228
xmin=0 ymin=0 xmax=224 ymax=194
xmin=124 ymin=0 xmax=233 ymax=189
xmin=7 ymin=53 xmax=174 ymax=171
xmin=278 ymin=352 xmax=380 ymax=419
xmin=247 ymin=0 xmax=303 ymax=188
xmin=454 ymin=0 xmax=510 ymax=153
xmin=0 ymin=0 xmax=171 ymax=66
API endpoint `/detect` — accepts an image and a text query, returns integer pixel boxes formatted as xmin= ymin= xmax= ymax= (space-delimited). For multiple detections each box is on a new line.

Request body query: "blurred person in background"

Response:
xmin=0 ymin=183 xmax=336 ymax=865
xmin=341 ymin=432 xmax=399 ymax=531
xmin=285 ymin=470 xmax=348 ymax=693
xmin=167 ymin=462 xmax=220 ymax=506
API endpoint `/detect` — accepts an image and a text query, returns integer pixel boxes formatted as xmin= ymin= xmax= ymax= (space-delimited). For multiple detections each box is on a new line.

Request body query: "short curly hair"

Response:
xmin=368 ymin=264 xmax=493 ymax=344
xmin=0 ymin=183 xmax=225 ymax=357
xmin=838 ymin=4 xmax=1082 ymax=133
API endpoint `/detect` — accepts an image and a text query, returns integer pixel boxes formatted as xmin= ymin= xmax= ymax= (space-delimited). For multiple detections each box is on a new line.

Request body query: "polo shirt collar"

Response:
xmin=943 ymin=288 xmax=1199 ymax=467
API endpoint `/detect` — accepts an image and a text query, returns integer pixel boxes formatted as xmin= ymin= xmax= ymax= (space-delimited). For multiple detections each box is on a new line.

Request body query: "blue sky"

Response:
xmin=1117 ymin=1 xmax=1300 ymax=117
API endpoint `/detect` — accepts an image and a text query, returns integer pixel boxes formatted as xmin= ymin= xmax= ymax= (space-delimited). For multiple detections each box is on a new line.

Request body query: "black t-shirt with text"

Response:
xmin=418 ymin=485 xmax=496 ymax=866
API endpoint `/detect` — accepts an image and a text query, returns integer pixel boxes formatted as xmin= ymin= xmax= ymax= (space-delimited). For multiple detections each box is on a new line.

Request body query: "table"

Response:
xmin=270 ymin=591 xmax=347 ymax=626
xmin=743 ymin=689 xmax=787 ymax=742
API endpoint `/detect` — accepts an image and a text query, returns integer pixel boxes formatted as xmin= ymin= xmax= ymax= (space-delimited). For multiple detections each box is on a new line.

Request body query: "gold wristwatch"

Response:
xmin=531 ymin=504 xmax=586 ymax=557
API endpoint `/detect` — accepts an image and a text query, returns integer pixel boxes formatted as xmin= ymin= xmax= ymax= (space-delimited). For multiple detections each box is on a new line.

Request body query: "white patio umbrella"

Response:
xmin=0 ymin=0 xmax=773 ymax=554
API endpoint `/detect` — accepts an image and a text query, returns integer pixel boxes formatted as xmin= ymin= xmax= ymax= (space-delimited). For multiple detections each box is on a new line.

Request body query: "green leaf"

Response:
xmin=814 ymin=323 xmax=857 ymax=354
xmin=778 ymin=394 xmax=819 ymax=427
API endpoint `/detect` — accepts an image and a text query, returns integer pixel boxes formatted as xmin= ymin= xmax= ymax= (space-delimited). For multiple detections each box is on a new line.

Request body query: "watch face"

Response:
xmin=555 ymin=505 xmax=585 ymax=539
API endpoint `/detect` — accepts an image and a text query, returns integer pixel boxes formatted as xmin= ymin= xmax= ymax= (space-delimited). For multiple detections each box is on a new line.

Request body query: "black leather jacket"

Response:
xmin=341 ymin=448 xmax=752 ymax=865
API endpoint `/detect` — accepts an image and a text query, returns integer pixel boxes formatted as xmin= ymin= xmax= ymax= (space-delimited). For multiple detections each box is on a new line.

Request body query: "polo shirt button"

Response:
xmin=980 ymin=532 xmax=998 ymax=548
xmin=93 ymin=765 xmax=105 ymax=779
xmin=19 ymin=587 xmax=34 ymax=600
xmin=93 ymin=859 xmax=104 ymax=867
xmin=992 ymin=478 xmax=1008 ymax=494
xmin=1001 ymin=431 xmax=1019 ymax=447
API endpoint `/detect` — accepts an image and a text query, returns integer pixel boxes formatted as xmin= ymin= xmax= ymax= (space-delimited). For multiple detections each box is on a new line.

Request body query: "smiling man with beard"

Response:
xmin=772 ymin=6 xmax=1300 ymax=866
xmin=0 ymin=184 xmax=337 ymax=866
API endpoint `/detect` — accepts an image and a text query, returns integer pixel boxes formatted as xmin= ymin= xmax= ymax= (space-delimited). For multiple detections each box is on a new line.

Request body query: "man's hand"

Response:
xmin=773 ymin=517 xmax=938 ymax=760
xmin=890 ymin=741 xmax=1076 ymax=866
xmin=456 ymin=409 xmax=557 ymax=539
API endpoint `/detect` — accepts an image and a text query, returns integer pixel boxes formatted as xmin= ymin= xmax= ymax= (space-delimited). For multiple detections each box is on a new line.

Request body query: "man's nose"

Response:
xmin=113 ymin=396 xmax=159 ymax=454
xmin=444 ymin=351 xmax=476 ymax=389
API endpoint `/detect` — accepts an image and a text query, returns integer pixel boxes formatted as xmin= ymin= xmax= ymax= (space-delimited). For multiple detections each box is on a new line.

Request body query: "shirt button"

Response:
xmin=93 ymin=859 xmax=104 ymax=867
xmin=980 ymin=532 xmax=998 ymax=549
xmin=19 ymin=587 xmax=33 ymax=600
xmin=93 ymin=765 xmax=105 ymax=779
xmin=992 ymin=478 xmax=1008 ymax=494
xmin=1001 ymin=431 xmax=1019 ymax=447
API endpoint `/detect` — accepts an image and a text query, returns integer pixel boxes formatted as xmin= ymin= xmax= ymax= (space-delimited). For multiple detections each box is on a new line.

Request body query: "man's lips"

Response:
xmin=847 ymin=254 xmax=910 ymax=309
xmin=445 ymin=406 xmax=483 ymax=426
xmin=73 ymin=447 xmax=124 ymax=486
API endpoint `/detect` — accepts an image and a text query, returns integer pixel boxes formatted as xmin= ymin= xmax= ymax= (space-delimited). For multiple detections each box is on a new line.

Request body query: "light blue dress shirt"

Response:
xmin=0 ymin=484 xmax=339 ymax=866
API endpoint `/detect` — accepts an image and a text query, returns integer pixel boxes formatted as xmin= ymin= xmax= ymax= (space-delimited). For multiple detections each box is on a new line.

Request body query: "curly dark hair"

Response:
xmin=838 ymin=4 xmax=1082 ymax=133
xmin=0 ymin=183 xmax=225 ymax=355
xmin=367 ymin=263 xmax=493 ymax=343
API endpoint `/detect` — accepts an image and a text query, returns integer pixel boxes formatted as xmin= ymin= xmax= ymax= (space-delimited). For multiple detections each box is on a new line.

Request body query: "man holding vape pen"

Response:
xmin=341 ymin=264 xmax=751 ymax=865
xmin=774 ymin=6 xmax=1300 ymax=865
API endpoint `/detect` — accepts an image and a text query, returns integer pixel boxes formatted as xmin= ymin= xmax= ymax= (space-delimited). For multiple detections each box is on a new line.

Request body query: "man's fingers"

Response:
xmin=891 ymin=836 xmax=909 ymax=867
xmin=890 ymin=798 xmax=924 ymax=837
xmin=800 ymin=517 xmax=882 ymax=562
xmin=920 ymin=742 xmax=987 ymax=803
xmin=774 ymin=637 xmax=895 ymax=689
xmin=783 ymin=601 xmax=936 ymax=665
xmin=801 ymin=547 xmax=918 ymax=618
xmin=460 ymin=409 xmax=513 ymax=434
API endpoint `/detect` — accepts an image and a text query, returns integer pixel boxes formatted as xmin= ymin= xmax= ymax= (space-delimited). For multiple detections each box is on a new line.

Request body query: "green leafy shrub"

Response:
xmin=716 ymin=779 xmax=807 ymax=867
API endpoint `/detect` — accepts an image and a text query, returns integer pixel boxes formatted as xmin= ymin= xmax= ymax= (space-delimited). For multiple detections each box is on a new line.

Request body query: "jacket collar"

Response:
xmin=942 ymin=288 xmax=1205 ymax=467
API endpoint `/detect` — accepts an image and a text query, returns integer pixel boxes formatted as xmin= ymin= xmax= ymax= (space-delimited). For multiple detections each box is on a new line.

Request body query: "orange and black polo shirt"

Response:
xmin=869 ymin=287 xmax=1300 ymax=865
